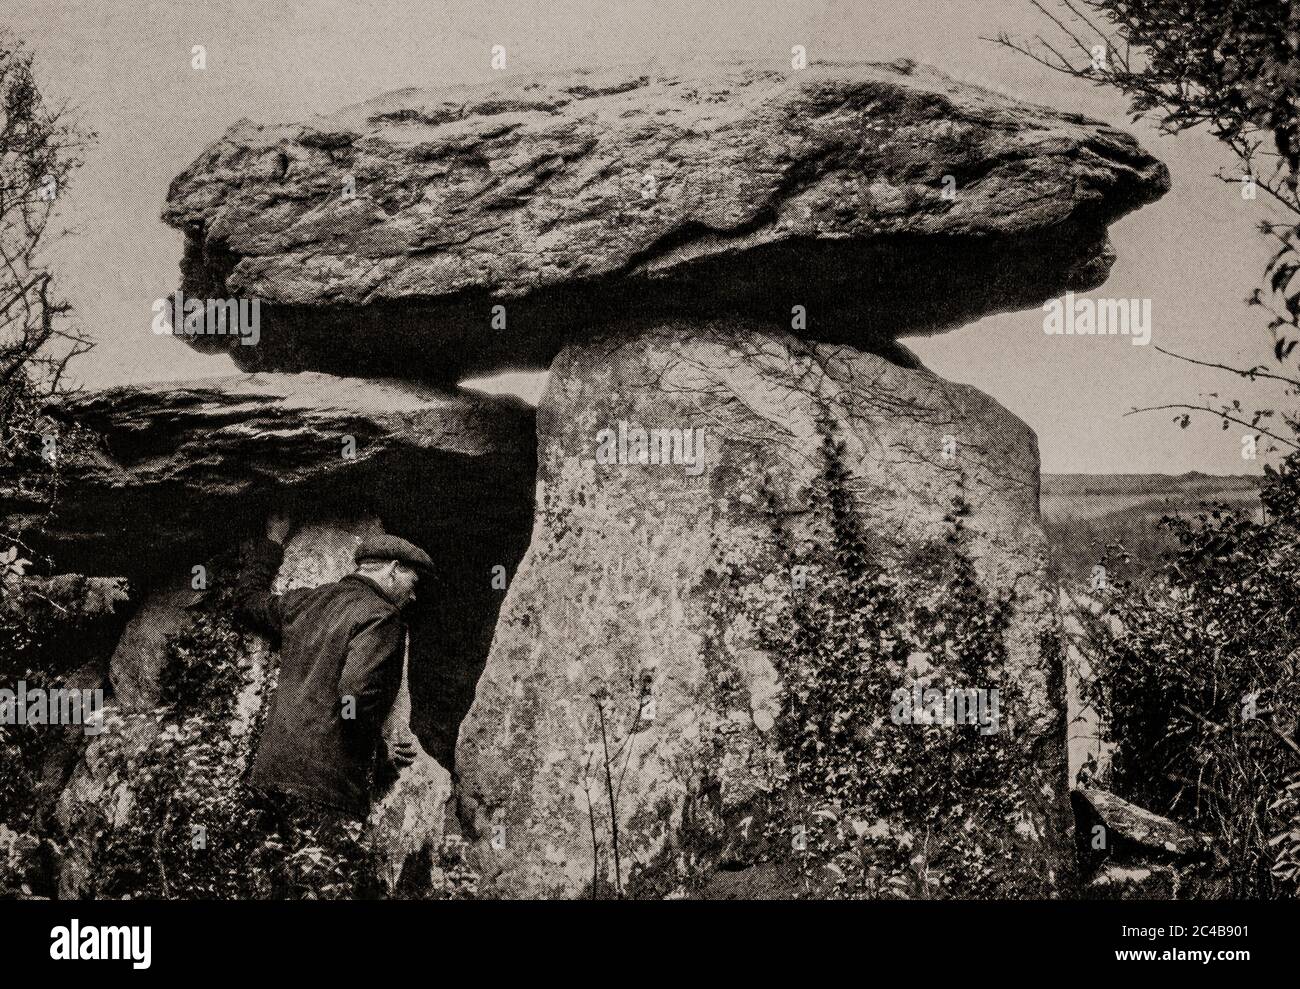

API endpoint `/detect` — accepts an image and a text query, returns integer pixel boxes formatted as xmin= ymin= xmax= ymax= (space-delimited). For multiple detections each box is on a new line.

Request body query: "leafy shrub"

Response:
xmin=742 ymin=418 xmax=1047 ymax=898
xmin=0 ymin=822 xmax=45 ymax=898
xmin=1 ymin=567 xmax=126 ymax=898
xmin=157 ymin=606 xmax=249 ymax=716
xmin=1082 ymin=456 xmax=1300 ymax=898
xmin=431 ymin=835 xmax=479 ymax=900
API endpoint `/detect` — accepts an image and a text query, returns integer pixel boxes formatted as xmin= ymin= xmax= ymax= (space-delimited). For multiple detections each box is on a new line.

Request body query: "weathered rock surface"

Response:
xmin=105 ymin=583 xmax=201 ymax=713
xmin=1071 ymin=788 xmax=1227 ymax=899
xmin=373 ymin=637 xmax=452 ymax=891
xmin=1074 ymin=787 xmax=1209 ymax=859
xmin=6 ymin=372 xmax=535 ymax=580
xmin=455 ymin=318 xmax=1072 ymax=898
xmin=53 ymin=580 xmax=275 ymax=898
xmin=163 ymin=60 xmax=1168 ymax=380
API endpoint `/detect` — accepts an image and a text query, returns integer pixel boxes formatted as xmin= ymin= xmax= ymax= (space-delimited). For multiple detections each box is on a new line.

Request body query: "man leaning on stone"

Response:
xmin=234 ymin=514 xmax=433 ymax=841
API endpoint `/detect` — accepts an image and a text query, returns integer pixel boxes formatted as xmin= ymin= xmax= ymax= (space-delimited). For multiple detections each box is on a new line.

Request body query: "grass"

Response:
xmin=1041 ymin=474 xmax=1263 ymax=588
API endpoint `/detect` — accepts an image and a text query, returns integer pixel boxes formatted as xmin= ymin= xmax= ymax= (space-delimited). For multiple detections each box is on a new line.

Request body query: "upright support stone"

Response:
xmin=371 ymin=639 xmax=451 ymax=892
xmin=107 ymin=582 xmax=200 ymax=713
xmin=456 ymin=319 xmax=1072 ymax=898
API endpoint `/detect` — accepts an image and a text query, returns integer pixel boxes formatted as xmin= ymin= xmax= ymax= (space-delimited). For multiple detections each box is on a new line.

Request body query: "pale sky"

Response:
xmin=7 ymin=0 xmax=1288 ymax=473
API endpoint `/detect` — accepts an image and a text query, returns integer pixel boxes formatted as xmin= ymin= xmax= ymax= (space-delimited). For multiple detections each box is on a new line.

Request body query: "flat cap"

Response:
xmin=354 ymin=534 xmax=434 ymax=574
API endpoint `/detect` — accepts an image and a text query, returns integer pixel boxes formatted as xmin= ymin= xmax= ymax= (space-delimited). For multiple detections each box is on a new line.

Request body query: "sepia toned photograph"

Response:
xmin=0 ymin=0 xmax=1295 ymax=972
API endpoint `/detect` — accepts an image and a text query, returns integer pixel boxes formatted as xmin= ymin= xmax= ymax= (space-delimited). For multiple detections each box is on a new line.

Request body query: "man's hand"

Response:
xmin=388 ymin=738 xmax=417 ymax=769
xmin=374 ymin=738 xmax=419 ymax=794
xmin=266 ymin=512 xmax=295 ymax=546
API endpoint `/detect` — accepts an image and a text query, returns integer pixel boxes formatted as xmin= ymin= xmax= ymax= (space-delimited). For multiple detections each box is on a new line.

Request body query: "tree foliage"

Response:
xmin=0 ymin=30 xmax=94 ymax=566
xmin=0 ymin=32 xmax=99 ymax=897
xmin=997 ymin=1 xmax=1300 ymax=442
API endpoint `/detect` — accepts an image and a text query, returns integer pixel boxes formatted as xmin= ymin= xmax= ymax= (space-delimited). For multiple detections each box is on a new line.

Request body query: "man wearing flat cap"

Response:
xmin=235 ymin=514 xmax=434 ymax=820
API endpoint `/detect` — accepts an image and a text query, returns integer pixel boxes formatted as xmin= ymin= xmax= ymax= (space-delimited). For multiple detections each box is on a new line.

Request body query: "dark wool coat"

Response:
xmin=235 ymin=537 xmax=406 ymax=817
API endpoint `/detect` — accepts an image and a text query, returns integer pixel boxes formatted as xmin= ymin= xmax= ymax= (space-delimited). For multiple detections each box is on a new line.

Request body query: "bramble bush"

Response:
xmin=741 ymin=417 xmax=1049 ymax=898
xmin=1081 ymin=455 xmax=1300 ymax=898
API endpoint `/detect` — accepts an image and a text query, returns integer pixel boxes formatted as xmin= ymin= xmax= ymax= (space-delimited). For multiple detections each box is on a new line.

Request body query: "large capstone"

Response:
xmin=162 ymin=60 xmax=1168 ymax=380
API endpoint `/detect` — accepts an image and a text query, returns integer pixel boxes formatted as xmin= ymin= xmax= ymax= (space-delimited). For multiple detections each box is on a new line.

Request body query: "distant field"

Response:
xmin=1040 ymin=473 xmax=1263 ymax=586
